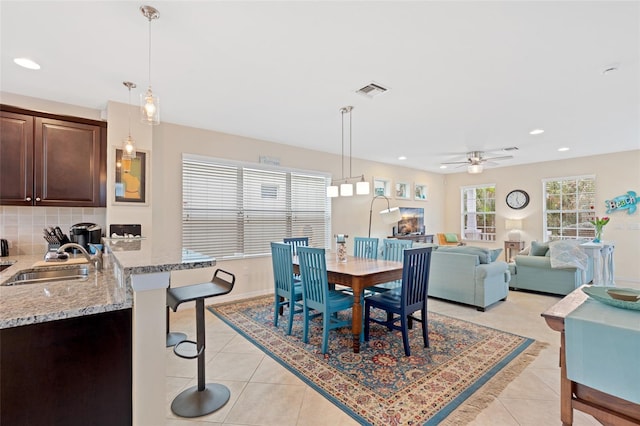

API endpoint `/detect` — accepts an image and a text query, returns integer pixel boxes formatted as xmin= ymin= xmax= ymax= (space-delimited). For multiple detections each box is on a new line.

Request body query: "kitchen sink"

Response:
xmin=1 ymin=265 xmax=90 ymax=286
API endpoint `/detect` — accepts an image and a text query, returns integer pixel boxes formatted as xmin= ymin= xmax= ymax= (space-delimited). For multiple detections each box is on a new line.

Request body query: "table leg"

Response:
xmin=351 ymin=282 xmax=363 ymax=353
xmin=559 ymin=332 xmax=574 ymax=425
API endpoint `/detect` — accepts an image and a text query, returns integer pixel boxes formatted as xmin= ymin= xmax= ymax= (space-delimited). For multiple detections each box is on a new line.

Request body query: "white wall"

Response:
xmin=443 ymin=151 xmax=640 ymax=283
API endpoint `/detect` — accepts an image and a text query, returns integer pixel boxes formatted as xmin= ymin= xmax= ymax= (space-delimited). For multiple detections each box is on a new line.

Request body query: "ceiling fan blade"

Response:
xmin=482 ymin=155 xmax=513 ymax=162
xmin=441 ymin=160 xmax=471 ymax=165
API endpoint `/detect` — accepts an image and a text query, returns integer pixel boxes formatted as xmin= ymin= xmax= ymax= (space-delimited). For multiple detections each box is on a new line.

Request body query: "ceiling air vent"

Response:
xmin=503 ymin=147 xmax=519 ymax=152
xmin=356 ymin=82 xmax=389 ymax=98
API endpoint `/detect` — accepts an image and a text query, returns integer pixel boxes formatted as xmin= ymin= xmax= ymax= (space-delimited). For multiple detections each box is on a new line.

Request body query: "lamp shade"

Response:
xmin=340 ymin=183 xmax=353 ymax=196
xmin=505 ymin=219 xmax=523 ymax=230
xmin=468 ymin=164 xmax=483 ymax=174
xmin=505 ymin=219 xmax=523 ymax=241
xmin=380 ymin=206 xmax=402 ymax=224
xmin=326 ymin=185 xmax=339 ymax=198
xmin=356 ymin=180 xmax=370 ymax=195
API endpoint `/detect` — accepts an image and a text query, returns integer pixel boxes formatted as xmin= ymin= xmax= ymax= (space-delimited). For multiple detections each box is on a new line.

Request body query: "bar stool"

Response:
xmin=166 ymin=269 xmax=235 ymax=418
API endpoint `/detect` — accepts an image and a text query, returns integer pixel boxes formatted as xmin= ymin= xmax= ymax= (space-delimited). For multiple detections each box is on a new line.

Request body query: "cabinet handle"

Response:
xmin=35 ymin=197 xmax=41 ymax=202
xmin=26 ymin=197 xmax=32 ymax=202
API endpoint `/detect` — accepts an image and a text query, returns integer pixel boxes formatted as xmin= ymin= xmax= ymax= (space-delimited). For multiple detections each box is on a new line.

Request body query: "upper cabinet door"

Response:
xmin=0 ymin=111 xmax=34 ymax=205
xmin=34 ymin=117 xmax=105 ymax=207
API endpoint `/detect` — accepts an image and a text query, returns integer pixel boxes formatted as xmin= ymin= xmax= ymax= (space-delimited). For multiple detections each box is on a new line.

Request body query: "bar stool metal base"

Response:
xmin=166 ymin=331 xmax=187 ymax=347
xmin=170 ymin=383 xmax=230 ymax=418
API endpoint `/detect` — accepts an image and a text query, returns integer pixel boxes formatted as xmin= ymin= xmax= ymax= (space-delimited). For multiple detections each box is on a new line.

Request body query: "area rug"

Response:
xmin=207 ymin=296 xmax=544 ymax=425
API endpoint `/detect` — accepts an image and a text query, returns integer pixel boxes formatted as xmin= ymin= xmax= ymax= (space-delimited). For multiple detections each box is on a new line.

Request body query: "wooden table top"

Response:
xmin=293 ymin=254 xmax=403 ymax=276
xmin=541 ymin=285 xmax=590 ymax=332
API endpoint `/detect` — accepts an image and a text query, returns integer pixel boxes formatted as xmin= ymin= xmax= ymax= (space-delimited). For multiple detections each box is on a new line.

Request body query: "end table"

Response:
xmin=504 ymin=240 xmax=525 ymax=262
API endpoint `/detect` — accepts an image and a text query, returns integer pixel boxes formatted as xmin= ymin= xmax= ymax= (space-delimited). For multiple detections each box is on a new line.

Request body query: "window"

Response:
xmin=461 ymin=184 xmax=496 ymax=241
xmin=543 ymin=175 xmax=596 ymax=241
xmin=182 ymin=154 xmax=331 ymax=259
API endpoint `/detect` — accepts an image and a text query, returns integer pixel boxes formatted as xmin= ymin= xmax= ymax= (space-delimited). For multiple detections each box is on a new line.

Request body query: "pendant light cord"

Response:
xmin=148 ymin=17 xmax=152 ymax=87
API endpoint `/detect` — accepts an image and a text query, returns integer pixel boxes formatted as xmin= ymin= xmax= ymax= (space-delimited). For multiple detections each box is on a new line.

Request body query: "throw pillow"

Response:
xmin=519 ymin=246 xmax=530 ymax=255
xmin=489 ymin=248 xmax=503 ymax=262
xmin=444 ymin=233 xmax=459 ymax=243
xmin=529 ymin=241 xmax=549 ymax=256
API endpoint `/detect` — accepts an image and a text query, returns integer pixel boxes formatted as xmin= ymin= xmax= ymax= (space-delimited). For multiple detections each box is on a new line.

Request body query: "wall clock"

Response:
xmin=506 ymin=189 xmax=530 ymax=209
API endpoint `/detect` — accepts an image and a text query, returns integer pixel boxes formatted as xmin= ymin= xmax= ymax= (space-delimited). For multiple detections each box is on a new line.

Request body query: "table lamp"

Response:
xmin=505 ymin=219 xmax=523 ymax=241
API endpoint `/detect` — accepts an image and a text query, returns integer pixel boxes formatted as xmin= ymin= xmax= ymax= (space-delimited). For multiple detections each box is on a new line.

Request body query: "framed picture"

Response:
xmin=395 ymin=181 xmax=410 ymax=199
xmin=373 ymin=177 xmax=391 ymax=197
xmin=114 ymin=149 xmax=148 ymax=204
xmin=414 ymin=183 xmax=428 ymax=201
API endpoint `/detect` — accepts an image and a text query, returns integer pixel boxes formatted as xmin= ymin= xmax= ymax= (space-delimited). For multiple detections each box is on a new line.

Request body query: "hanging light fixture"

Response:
xmin=468 ymin=163 xmax=483 ymax=174
xmin=140 ymin=5 xmax=160 ymax=125
xmin=122 ymin=81 xmax=137 ymax=160
xmin=327 ymin=106 xmax=371 ymax=197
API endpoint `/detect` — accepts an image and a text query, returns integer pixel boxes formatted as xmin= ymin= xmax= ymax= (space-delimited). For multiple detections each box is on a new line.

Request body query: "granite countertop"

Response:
xmin=0 ymin=253 xmax=129 ymax=329
xmin=0 ymin=238 xmax=216 ymax=329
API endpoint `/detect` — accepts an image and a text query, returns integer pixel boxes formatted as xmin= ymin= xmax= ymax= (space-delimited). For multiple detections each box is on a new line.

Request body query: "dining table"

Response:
xmin=293 ymin=253 xmax=404 ymax=353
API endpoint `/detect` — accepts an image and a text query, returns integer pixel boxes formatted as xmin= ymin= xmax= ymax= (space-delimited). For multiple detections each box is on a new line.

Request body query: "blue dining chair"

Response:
xmin=283 ymin=237 xmax=309 ymax=255
xmin=365 ymin=246 xmax=433 ymax=356
xmin=353 ymin=237 xmax=379 ymax=259
xmin=297 ymin=246 xmax=355 ymax=354
xmin=271 ymin=242 xmax=304 ymax=335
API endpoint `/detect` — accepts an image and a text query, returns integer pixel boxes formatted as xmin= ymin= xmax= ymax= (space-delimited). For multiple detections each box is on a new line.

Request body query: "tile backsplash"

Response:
xmin=0 ymin=206 xmax=106 ymax=255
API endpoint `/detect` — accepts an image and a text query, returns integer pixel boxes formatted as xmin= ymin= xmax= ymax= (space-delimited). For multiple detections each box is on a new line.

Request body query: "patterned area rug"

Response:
xmin=208 ymin=296 xmax=544 ymax=425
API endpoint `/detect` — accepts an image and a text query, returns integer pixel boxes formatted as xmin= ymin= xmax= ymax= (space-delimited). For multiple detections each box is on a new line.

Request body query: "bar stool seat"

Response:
xmin=167 ymin=269 xmax=235 ymax=418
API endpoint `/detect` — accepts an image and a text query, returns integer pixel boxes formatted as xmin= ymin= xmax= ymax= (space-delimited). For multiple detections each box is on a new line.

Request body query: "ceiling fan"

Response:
xmin=441 ymin=150 xmax=515 ymax=173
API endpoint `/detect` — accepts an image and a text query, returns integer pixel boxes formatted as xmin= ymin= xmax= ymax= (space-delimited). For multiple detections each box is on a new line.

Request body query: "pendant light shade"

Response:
xmin=140 ymin=5 xmax=160 ymax=125
xmin=327 ymin=185 xmax=339 ymax=198
xmin=356 ymin=177 xmax=370 ymax=195
xmin=340 ymin=183 xmax=353 ymax=197
xmin=122 ymin=81 xmax=137 ymax=159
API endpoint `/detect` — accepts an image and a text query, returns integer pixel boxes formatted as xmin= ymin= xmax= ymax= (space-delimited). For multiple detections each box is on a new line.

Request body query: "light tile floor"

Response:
xmin=165 ymin=289 xmax=605 ymax=425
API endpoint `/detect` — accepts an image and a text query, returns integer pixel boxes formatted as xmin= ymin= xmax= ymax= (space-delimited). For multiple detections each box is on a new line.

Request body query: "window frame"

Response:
xmin=182 ymin=154 xmax=332 ymax=259
xmin=542 ymin=174 xmax=596 ymax=242
xmin=460 ymin=183 xmax=497 ymax=242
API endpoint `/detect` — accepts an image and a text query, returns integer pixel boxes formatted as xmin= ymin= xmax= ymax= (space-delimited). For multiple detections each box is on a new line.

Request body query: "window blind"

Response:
xmin=182 ymin=155 xmax=331 ymax=258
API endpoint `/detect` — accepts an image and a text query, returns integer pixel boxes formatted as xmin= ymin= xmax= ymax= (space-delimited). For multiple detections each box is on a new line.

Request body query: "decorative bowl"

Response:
xmin=607 ymin=289 xmax=640 ymax=302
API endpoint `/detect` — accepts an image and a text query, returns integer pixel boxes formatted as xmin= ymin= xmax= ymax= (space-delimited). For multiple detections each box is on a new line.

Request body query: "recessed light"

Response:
xmin=558 ymin=147 xmax=570 ymax=152
xmin=529 ymin=129 xmax=544 ymax=135
xmin=398 ymin=156 xmax=407 ymax=161
xmin=14 ymin=57 xmax=41 ymax=70
xmin=439 ymin=165 xmax=447 ymax=169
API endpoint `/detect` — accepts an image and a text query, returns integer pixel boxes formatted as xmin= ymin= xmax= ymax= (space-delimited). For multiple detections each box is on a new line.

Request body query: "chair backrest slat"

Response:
xmin=297 ymin=246 xmax=328 ymax=310
xmin=283 ymin=237 xmax=309 ymax=255
xmin=353 ymin=237 xmax=379 ymax=259
xmin=382 ymin=238 xmax=413 ymax=262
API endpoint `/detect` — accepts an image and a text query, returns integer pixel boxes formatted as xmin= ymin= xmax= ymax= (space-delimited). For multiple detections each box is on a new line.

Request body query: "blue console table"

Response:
xmin=542 ymin=286 xmax=640 ymax=425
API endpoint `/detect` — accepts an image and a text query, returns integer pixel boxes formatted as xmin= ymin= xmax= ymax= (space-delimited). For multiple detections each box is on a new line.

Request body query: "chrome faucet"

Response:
xmin=57 ymin=243 xmax=103 ymax=271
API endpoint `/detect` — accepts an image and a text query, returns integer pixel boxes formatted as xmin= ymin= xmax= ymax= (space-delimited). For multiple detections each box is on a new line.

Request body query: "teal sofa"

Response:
xmin=509 ymin=242 xmax=594 ymax=296
xmin=426 ymin=246 xmax=511 ymax=311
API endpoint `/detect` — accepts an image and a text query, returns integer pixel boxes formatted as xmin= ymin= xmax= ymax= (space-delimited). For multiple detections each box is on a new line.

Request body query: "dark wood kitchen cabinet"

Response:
xmin=0 ymin=105 xmax=107 ymax=207
xmin=0 ymin=309 xmax=132 ymax=426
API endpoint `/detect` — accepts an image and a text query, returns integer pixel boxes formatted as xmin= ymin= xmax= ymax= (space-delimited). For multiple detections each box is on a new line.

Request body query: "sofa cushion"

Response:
xmin=489 ymin=248 xmax=503 ymax=262
xmin=530 ymin=241 xmax=550 ymax=256
xmin=444 ymin=233 xmax=459 ymax=243
xmin=437 ymin=245 xmax=492 ymax=264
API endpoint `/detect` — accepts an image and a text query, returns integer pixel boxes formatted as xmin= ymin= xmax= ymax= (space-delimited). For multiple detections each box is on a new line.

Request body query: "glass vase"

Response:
xmin=594 ymin=227 xmax=603 ymax=243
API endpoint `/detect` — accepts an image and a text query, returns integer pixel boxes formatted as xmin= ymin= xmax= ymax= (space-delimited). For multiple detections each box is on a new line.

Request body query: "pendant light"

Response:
xmin=140 ymin=5 xmax=160 ymax=125
xmin=327 ymin=106 xmax=371 ymax=197
xmin=122 ymin=81 xmax=137 ymax=160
